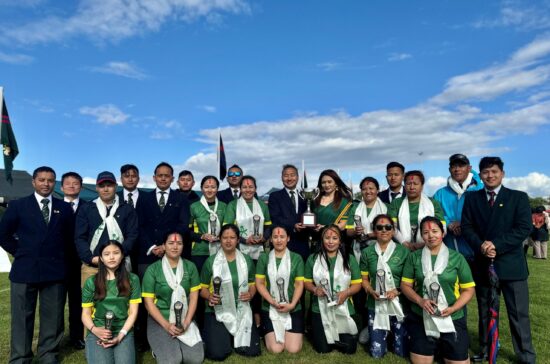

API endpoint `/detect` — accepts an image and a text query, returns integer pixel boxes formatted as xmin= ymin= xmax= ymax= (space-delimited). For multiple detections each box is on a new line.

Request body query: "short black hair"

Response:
xmin=420 ymin=216 xmax=444 ymax=233
xmin=479 ymin=156 xmax=504 ymax=172
xmin=201 ymin=175 xmax=220 ymax=188
xmin=178 ymin=170 xmax=194 ymax=179
xmin=120 ymin=164 xmax=139 ymax=175
xmin=386 ymin=162 xmax=405 ymax=173
xmin=359 ymin=176 xmax=380 ymax=190
xmin=61 ymin=172 xmax=83 ymax=185
xmin=33 ymin=166 xmax=56 ymax=179
xmin=228 ymin=164 xmax=242 ymax=172
xmin=282 ymin=164 xmax=298 ymax=175
xmin=240 ymin=175 xmax=257 ymax=188
xmin=404 ymin=170 xmax=425 ymax=185
xmin=154 ymin=162 xmax=174 ymax=176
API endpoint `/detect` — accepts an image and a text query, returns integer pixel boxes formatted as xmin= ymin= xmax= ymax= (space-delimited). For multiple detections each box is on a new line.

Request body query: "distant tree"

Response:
xmin=529 ymin=196 xmax=550 ymax=209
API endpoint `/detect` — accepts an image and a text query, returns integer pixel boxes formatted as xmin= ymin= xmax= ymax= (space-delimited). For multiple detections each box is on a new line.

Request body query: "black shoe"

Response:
xmin=71 ymin=339 xmax=85 ymax=350
xmin=472 ymin=350 xmax=488 ymax=362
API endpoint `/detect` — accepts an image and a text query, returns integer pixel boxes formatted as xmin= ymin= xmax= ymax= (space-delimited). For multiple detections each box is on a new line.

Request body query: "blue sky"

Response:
xmin=1 ymin=0 xmax=550 ymax=196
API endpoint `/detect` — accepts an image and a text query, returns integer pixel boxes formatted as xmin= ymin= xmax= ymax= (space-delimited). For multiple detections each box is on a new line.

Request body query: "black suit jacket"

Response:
xmin=74 ymin=201 xmax=138 ymax=265
xmin=217 ymin=187 xmax=237 ymax=205
xmin=378 ymin=188 xmax=406 ymax=204
xmin=268 ymin=188 xmax=309 ymax=257
xmin=138 ymin=189 xmax=190 ymax=264
xmin=0 ymin=195 xmax=74 ymax=283
xmin=461 ymin=186 xmax=532 ymax=281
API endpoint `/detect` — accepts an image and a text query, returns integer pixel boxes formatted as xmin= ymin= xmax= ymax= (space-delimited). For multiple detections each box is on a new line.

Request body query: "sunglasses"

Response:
xmin=227 ymin=171 xmax=242 ymax=177
xmin=375 ymin=224 xmax=393 ymax=231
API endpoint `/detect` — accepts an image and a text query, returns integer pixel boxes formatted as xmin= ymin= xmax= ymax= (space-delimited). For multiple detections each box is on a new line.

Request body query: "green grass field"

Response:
xmin=0 ymin=253 xmax=548 ymax=363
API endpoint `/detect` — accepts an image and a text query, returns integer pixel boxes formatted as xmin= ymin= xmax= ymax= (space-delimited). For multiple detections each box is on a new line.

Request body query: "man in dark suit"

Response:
xmin=378 ymin=161 xmax=406 ymax=204
xmin=268 ymin=164 xmax=309 ymax=262
xmin=177 ymin=169 xmax=200 ymax=203
xmin=217 ymin=164 xmax=243 ymax=204
xmin=60 ymin=171 xmax=87 ymax=350
xmin=462 ymin=156 xmax=535 ymax=364
xmin=0 ymin=166 xmax=74 ymax=364
xmin=75 ymin=171 xmax=138 ymax=284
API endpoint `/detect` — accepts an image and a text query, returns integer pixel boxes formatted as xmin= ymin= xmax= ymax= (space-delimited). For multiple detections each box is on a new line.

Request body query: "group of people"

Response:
xmin=0 ymin=154 xmax=538 ymax=364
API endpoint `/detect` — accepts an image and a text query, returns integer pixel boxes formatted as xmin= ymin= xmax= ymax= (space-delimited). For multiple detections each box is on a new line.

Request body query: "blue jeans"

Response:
xmin=85 ymin=331 xmax=136 ymax=364
xmin=367 ymin=309 xmax=408 ymax=358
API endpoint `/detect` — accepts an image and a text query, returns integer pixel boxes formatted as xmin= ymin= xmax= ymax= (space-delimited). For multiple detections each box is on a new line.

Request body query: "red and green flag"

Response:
xmin=0 ymin=87 xmax=19 ymax=184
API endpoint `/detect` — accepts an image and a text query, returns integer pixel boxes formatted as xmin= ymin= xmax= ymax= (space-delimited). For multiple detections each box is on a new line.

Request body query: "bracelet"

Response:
xmin=119 ymin=329 xmax=128 ymax=336
xmin=90 ymin=325 xmax=95 ymax=333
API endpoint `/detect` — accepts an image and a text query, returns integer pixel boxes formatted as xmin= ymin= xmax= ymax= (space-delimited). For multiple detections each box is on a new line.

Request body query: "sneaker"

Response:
xmin=358 ymin=327 xmax=369 ymax=344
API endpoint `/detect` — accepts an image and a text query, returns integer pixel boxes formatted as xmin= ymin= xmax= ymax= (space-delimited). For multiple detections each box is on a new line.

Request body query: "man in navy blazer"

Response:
xmin=268 ymin=164 xmax=309 ymax=261
xmin=217 ymin=164 xmax=244 ymax=204
xmin=378 ymin=161 xmax=406 ymax=204
xmin=0 ymin=166 xmax=74 ymax=364
xmin=462 ymin=157 xmax=535 ymax=363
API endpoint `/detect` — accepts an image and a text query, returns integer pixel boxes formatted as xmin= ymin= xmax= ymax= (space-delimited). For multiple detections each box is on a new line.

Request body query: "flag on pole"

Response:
xmin=0 ymin=87 xmax=19 ymax=184
xmin=218 ymin=132 xmax=227 ymax=181
xmin=301 ymin=160 xmax=308 ymax=189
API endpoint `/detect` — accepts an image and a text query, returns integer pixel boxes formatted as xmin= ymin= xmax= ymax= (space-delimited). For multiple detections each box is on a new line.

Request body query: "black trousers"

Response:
xmin=203 ymin=312 xmax=261 ymax=361
xmin=10 ymin=281 xmax=66 ymax=364
xmin=310 ymin=312 xmax=357 ymax=354
xmin=475 ymin=279 xmax=536 ymax=364
xmin=66 ymin=262 xmax=83 ymax=342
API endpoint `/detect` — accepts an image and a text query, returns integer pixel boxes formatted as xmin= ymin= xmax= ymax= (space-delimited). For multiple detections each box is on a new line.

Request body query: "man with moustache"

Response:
xmin=0 ymin=166 xmax=74 ymax=364
xmin=177 ymin=170 xmax=200 ymax=204
xmin=462 ymin=157 xmax=535 ymax=363
xmin=268 ymin=164 xmax=309 ymax=261
xmin=75 ymin=171 xmax=138 ymax=284
xmin=378 ymin=161 xmax=406 ymax=204
xmin=60 ymin=171 xmax=87 ymax=350
xmin=217 ymin=164 xmax=244 ymax=204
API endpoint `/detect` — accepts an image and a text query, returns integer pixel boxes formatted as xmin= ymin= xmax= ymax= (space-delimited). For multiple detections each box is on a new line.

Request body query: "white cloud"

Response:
xmin=0 ymin=51 xmax=33 ymax=65
xmin=472 ymin=0 xmax=550 ymax=31
xmin=0 ymin=0 xmax=250 ymax=45
xmin=89 ymin=61 xmax=148 ymax=80
xmin=425 ymin=176 xmax=448 ymax=195
xmin=79 ymin=104 xmax=129 ymax=125
xmin=198 ymin=105 xmax=217 ymax=113
xmin=388 ymin=53 xmax=412 ymax=62
xmin=504 ymin=172 xmax=550 ymax=198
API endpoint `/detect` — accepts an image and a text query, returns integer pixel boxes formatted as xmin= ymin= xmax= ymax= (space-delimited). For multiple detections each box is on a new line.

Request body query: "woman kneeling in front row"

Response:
xmin=200 ymin=224 xmax=261 ymax=361
xmin=255 ymin=225 xmax=305 ymax=353
xmin=401 ymin=216 xmax=475 ymax=364
xmin=304 ymin=224 xmax=362 ymax=354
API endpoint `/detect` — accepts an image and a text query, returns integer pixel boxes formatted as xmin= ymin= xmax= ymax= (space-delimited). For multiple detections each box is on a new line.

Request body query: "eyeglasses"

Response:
xmin=227 ymin=171 xmax=242 ymax=177
xmin=375 ymin=224 xmax=393 ymax=231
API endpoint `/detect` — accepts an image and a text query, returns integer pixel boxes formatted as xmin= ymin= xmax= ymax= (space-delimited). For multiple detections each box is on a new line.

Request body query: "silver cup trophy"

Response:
xmin=376 ymin=269 xmax=387 ymax=299
xmin=298 ymin=187 xmax=320 ymax=227
xmin=411 ymin=224 xmax=419 ymax=244
xmin=174 ymin=301 xmax=184 ymax=329
xmin=319 ymin=278 xmax=337 ymax=306
xmin=252 ymin=214 xmax=261 ymax=239
xmin=428 ymin=282 xmax=441 ymax=316
xmin=354 ymin=215 xmax=368 ymax=242
xmin=213 ymin=276 xmax=222 ymax=297
xmin=104 ymin=310 xmax=114 ymax=342
xmin=276 ymin=277 xmax=288 ymax=303
xmin=209 ymin=214 xmax=218 ymax=236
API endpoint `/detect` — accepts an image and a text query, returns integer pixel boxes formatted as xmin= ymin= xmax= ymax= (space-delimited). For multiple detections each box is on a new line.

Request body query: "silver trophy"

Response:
xmin=298 ymin=187 xmax=320 ymax=227
xmin=411 ymin=224 xmax=419 ymax=243
xmin=319 ymin=278 xmax=337 ymax=306
xmin=209 ymin=214 xmax=218 ymax=236
xmin=376 ymin=269 xmax=387 ymax=299
xmin=104 ymin=310 xmax=115 ymax=341
xmin=276 ymin=277 xmax=288 ymax=303
xmin=213 ymin=276 xmax=222 ymax=297
xmin=252 ymin=214 xmax=261 ymax=239
xmin=428 ymin=282 xmax=441 ymax=316
xmin=174 ymin=301 xmax=184 ymax=329
xmin=354 ymin=215 xmax=368 ymax=243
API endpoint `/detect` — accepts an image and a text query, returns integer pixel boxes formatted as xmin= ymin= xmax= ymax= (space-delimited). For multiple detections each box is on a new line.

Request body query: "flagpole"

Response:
xmin=301 ymin=159 xmax=305 ymax=189
xmin=217 ymin=128 xmax=221 ymax=180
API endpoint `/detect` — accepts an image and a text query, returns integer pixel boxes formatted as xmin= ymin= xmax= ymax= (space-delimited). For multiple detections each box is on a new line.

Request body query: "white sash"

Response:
xmin=421 ymin=245 xmax=455 ymax=338
xmin=212 ymin=250 xmax=253 ymax=347
xmin=373 ymin=241 xmax=404 ymax=330
xmin=396 ymin=194 xmax=434 ymax=243
xmin=199 ymin=196 xmax=221 ymax=255
xmin=352 ymin=198 xmax=387 ymax=261
xmin=90 ymin=197 xmax=124 ymax=253
xmin=312 ymin=253 xmax=358 ymax=344
xmin=161 ymin=256 xmax=202 ymax=346
xmin=448 ymin=173 xmax=473 ymax=198
xmin=267 ymin=249 xmax=292 ymax=343
xmin=236 ymin=197 xmax=264 ymax=260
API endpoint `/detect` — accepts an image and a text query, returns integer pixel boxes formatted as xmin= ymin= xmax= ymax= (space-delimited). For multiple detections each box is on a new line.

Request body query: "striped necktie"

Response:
xmin=159 ymin=191 xmax=166 ymax=212
xmin=41 ymin=199 xmax=50 ymax=224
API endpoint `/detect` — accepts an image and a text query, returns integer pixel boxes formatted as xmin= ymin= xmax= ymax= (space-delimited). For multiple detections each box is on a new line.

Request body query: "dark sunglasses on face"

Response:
xmin=375 ymin=224 xmax=393 ymax=231
xmin=228 ymin=171 xmax=242 ymax=177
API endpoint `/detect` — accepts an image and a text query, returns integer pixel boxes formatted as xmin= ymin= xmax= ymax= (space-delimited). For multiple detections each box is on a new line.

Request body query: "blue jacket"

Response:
xmin=433 ymin=171 xmax=483 ymax=260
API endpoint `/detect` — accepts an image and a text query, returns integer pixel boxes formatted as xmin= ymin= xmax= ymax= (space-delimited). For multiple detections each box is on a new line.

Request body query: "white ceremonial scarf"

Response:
xmin=373 ymin=241 xmax=404 ymax=331
xmin=396 ymin=194 xmax=434 ymax=244
xmin=199 ymin=196 xmax=221 ymax=255
xmin=236 ymin=197 xmax=265 ymax=260
xmin=267 ymin=249 xmax=292 ymax=344
xmin=161 ymin=256 xmax=202 ymax=346
xmin=212 ymin=249 xmax=253 ymax=347
xmin=352 ymin=198 xmax=387 ymax=261
xmin=90 ymin=197 xmax=124 ymax=253
xmin=448 ymin=173 xmax=473 ymax=199
xmin=312 ymin=253 xmax=358 ymax=344
xmin=421 ymin=244 xmax=455 ymax=338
